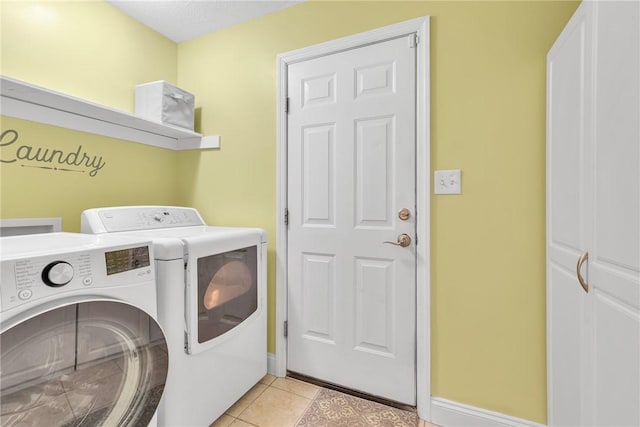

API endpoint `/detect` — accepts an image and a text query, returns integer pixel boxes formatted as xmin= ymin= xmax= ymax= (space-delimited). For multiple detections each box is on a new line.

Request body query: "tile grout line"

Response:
xmin=233 ymin=385 xmax=269 ymax=421
xmin=292 ymin=387 xmax=319 ymax=427
xmin=269 ymin=378 xmax=321 ymax=400
xmin=235 ymin=380 xmax=316 ymax=427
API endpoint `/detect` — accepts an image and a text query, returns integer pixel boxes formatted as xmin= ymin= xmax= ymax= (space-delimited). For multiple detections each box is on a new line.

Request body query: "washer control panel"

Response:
xmin=1 ymin=244 xmax=153 ymax=312
xmin=5 ymin=251 xmax=93 ymax=309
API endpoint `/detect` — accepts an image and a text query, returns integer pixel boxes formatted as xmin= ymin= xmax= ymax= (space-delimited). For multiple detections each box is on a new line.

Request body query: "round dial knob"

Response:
xmin=42 ymin=261 xmax=74 ymax=287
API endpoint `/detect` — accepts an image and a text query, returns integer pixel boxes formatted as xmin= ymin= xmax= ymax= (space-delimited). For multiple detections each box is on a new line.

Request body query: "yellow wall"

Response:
xmin=1 ymin=0 xmax=177 ymax=112
xmin=177 ymin=1 xmax=579 ymax=423
xmin=0 ymin=0 xmax=179 ymax=229
xmin=0 ymin=117 xmax=178 ymax=231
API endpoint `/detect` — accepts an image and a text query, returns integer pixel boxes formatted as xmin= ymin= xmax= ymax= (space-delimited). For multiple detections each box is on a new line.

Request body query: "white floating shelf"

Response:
xmin=0 ymin=75 xmax=219 ymax=151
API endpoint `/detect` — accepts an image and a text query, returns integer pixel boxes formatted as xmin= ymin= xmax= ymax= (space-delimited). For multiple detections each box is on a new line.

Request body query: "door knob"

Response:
xmin=384 ymin=234 xmax=412 ymax=248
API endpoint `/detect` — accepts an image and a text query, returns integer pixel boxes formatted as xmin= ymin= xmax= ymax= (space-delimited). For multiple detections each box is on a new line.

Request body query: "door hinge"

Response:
xmin=285 ymin=97 xmax=290 ymax=114
xmin=284 ymin=320 xmax=288 ymax=337
xmin=284 ymin=208 xmax=289 ymax=226
xmin=409 ymin=34 xmax=419 ymax=48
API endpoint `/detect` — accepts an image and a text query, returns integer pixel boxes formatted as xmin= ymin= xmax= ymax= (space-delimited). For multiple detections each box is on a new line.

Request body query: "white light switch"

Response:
xmin=434 ymin=169 xmax=461 ymax=194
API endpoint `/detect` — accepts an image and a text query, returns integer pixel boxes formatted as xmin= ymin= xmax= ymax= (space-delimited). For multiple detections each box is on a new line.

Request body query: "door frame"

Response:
xmin=275 ymin=16 xmax=431 ymax=420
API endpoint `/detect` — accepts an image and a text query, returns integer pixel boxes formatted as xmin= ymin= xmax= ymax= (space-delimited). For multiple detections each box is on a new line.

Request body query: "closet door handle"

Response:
xmin=576 ymin=251 xmax=589 ymax=293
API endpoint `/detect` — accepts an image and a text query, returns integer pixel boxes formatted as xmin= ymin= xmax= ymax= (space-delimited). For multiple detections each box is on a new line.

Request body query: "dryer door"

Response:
xmin=1 ymin=300 xmax=168 ymax=427
xmin=184 ymin=232 xmax=263 ymax=355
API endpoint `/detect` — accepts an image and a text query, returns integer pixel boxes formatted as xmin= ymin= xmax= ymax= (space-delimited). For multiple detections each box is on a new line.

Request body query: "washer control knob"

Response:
xmin=42 ymin=261 xmax=74 ymax=287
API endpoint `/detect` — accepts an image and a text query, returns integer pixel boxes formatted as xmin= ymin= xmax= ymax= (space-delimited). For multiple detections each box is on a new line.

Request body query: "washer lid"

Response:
xmin=81 ymin=206 xmax=205 ymax=234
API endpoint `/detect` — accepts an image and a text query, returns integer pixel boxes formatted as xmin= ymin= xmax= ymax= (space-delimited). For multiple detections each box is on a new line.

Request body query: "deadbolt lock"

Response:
xmin=398 ymin=208 xmax=411 ymax=221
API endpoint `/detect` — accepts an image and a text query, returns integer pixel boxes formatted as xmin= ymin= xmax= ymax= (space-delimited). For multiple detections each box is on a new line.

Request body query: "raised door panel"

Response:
xmin=593 ymin=1 xmax=640 ymax=272
xmin=301 ymin=253 xmax=336 ymax=343
xmin=548 ymin=267 xmax=585 ymax=426
xmin=302 ymin=125 xmax=336 ymax=227
xmin=355 ymin=61 xmax=396 ymax=99
xmin=302 ymin=74 xmax=336 ymax=108
xmin=591 ymin=292 xmax=639 ymax=426
xmin=355 ymin=116 xmax=394 ymax=228
xmin=548 ymin=12 xmax=587 ymax=254
xmin=354 ymin=257 xmax=395 ymax=355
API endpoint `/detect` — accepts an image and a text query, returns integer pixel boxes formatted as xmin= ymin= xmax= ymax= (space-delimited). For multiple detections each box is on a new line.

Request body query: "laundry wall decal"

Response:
xmin=0 ymin=129 xmax=106 ymax=177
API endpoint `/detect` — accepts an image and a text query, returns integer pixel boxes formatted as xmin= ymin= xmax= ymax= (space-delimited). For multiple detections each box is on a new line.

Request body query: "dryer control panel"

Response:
xmin=82 ymin=206 xmax=205 ymax=233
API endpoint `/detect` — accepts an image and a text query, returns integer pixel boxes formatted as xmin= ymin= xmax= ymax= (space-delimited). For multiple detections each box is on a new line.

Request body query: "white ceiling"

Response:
xmin=106 ymin=0 xmax=303 ymax=43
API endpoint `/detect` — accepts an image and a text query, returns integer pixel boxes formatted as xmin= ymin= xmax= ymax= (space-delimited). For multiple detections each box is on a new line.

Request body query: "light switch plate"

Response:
xmin=434 ymin=169 xmax=461 ymax=194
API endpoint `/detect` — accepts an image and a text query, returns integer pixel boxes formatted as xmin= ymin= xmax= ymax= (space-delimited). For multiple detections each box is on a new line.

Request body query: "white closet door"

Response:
xmin=546 ymin=3 xmax=591 ymax=424
xmin=587 ymin=2 xmax=639 ymax=425
xmin=547 ymin=2 xmax=640 ymax=426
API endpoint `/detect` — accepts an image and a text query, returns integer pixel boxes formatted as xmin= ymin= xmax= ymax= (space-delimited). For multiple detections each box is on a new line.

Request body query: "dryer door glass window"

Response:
xmin=0 ymin=301 xmax=168 ymax=427
xmin=197 ymin=245 xmax=258 ymax=343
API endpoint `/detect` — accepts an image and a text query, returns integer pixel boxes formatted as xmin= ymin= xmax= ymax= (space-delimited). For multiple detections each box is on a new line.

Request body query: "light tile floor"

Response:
xmin=210 ymin=375 xmax=439 ymax=427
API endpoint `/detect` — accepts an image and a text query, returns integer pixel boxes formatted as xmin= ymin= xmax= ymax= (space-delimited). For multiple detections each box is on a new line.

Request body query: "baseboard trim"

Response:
xmin=431 ymin=397 xmax=546 ymax=427
xmin=267 ymin=352 xmax=277 ymax=376
xmin=268 ymin=356 xmax=546 ymax=427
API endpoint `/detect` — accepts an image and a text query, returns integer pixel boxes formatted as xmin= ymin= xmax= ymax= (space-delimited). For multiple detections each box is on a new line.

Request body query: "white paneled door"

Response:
xmin=287 ymin=35 xmax=417 ymax=405
xmin=547 ymin=5 xmax=591 ymax=424
xmin=589 ymin=2 xmax=640 ymax=425
xmin=547 ymin=1 xmax=640 ymax=426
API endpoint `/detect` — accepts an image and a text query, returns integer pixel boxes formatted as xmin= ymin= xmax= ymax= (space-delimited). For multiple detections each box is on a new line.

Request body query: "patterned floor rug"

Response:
xmin=295 ymin=388 xmax=418 ymax=427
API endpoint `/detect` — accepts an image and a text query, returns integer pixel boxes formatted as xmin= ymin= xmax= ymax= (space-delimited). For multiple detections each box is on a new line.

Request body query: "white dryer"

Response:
xmin=81 ymin=206 xmax=267 ymax=427
xmin=0 ymin=232 xmax=168 ymax=427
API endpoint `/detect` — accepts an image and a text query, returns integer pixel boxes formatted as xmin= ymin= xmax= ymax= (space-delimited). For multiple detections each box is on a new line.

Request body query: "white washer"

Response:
xmin=81 ymin=206 xmax=267 ymax=427
xmin=0 ymin=232 xmax=168 ymax=427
